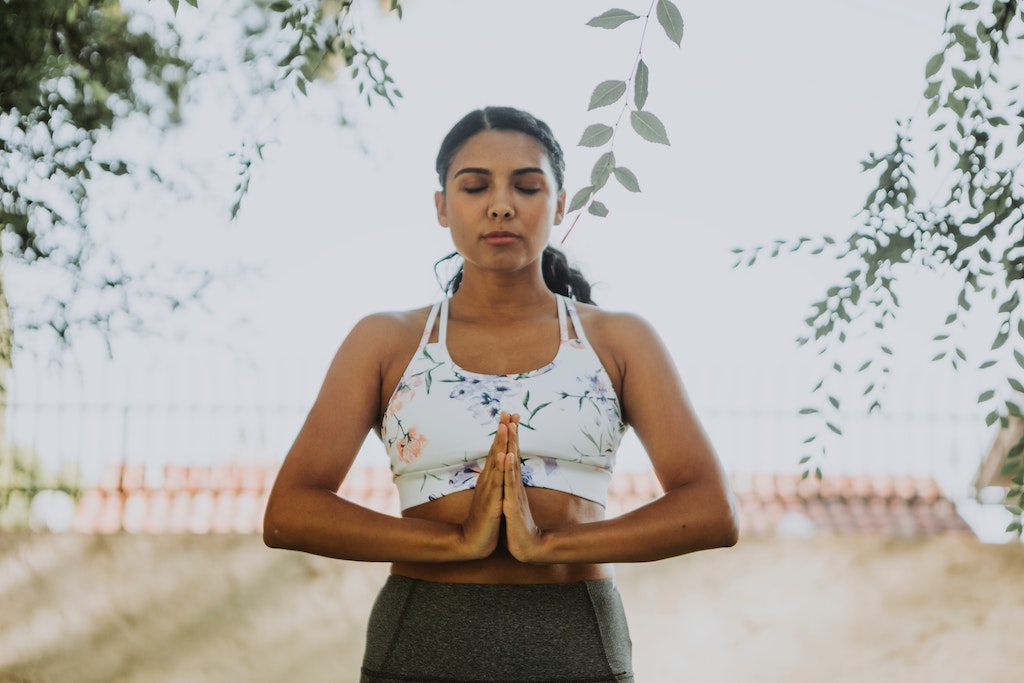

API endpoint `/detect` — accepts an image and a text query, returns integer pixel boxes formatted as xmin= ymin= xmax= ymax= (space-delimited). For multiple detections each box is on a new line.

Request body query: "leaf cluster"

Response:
xmin=0 ymin=0 xmax=403 ymax=359
xmin=0 ymin=0 xmax=191 ymax=357
xmin=267 ymin=0 xmax=402 ymax=105
xmin=563 ymin=0 xmax=682 ymax=240
xmin=733 ymin=1 xmax=1024 ymax=533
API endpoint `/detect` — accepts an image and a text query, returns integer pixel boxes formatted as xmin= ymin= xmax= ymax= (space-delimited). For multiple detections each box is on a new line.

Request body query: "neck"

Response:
xmin=450 ymin=267 xmax=556 ymax=317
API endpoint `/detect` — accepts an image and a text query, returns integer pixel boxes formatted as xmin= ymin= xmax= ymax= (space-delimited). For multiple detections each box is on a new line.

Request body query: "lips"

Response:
xmin=481 ymin=231 xmax=520 ymax=245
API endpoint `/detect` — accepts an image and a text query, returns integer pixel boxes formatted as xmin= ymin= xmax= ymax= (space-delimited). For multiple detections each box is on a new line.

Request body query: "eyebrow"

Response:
xmin=452 ymin=167 xmax=547 ymax=179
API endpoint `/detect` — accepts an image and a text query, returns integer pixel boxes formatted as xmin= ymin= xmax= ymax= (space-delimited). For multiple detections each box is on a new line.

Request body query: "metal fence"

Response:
xmin=3 ymin=350 xmax=994 ymax=525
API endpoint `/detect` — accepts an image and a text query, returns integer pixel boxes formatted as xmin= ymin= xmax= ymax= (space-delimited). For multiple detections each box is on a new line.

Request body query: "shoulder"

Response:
xmin=572 ymin=302 xmax=671 ymax=390
xmin=348 ymin=305 xmax=434 ymax=341
xmin=574 ymin=302 xmax=663 ymax=352
xmin=335 ymin=304 xmax=439 ymax=389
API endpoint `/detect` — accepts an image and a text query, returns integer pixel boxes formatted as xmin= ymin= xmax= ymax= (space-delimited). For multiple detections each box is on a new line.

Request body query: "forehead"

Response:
xmin=448 ymin=130 xmax=553 ymax=176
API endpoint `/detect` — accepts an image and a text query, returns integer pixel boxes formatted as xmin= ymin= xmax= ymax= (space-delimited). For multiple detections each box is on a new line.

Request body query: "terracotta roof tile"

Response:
xmin=62 ymin=464 xmax=973 ymax=537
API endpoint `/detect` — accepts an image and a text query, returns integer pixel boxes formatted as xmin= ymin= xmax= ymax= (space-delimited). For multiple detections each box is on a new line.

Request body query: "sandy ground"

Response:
xmin=1 ymin=532 xmax=1021 ymax=683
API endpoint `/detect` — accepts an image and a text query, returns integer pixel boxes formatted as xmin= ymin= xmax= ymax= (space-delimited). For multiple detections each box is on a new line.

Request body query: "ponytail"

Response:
xmin=433 ymin=246 xmax=595 ymax=305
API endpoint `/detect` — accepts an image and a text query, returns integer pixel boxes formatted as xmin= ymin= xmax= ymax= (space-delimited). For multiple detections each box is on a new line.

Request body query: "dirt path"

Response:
xmin=1 ymin=533 xmax=1020 ymax=682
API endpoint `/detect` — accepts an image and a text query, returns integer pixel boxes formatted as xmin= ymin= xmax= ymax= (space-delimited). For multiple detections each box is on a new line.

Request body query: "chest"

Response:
xmin=443 ymin=318 xmax=562 ymax=375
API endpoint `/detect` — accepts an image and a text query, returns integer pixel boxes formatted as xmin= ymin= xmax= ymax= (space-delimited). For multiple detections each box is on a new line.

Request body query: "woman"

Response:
xmin=263 ymin=106 xmax=738 ymax=682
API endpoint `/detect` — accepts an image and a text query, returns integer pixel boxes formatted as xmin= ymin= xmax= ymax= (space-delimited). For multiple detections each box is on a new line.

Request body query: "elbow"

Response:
xmin=718 ymin=514 xmax=740 ymax=548
xmin=703 ymin=498 xmax=740 ymax=550
xmin=717 ymin=498 xmax=741 ymax=548
xmin=262 ymin=497 xmax=294 ymax=550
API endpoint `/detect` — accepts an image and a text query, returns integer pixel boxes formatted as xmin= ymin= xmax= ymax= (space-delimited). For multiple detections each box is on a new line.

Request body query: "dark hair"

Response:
xmin=433 ymin=106 xmax=594 ymax=304
xmin=435 ymin=106 xmax=565 ymax=190
xmin=435 ymin=246 xmax=595 ymax=304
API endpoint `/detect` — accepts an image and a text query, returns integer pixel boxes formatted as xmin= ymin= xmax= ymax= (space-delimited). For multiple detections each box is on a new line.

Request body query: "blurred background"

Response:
xmin=2 ymin=1 xmax=1022 ymax=681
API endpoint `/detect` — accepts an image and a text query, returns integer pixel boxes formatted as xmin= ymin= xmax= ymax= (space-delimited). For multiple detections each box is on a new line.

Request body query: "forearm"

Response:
xmin=263 ymin=486 xmax=477 ymax=563
xmin=535 ymin=484 xmax=739 ymax=564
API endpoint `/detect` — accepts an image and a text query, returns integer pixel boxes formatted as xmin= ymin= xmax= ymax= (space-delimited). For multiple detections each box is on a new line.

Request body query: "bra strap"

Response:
xmin=563 ymin=296 xmax=590 ymax=345
xmin=557 ymin=294 xmax=569 ymax=341
xmin=419 ymin=301 xmax=442 ymax=350
xmin=438 ymin=297 xmax=450 ymax=346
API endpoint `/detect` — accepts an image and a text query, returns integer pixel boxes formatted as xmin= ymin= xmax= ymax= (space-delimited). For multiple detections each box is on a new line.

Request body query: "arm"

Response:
xmin=262 ymin=314 xmax=507 ymax=563
xmin=503 ymin=313 xmax=739 ymax=564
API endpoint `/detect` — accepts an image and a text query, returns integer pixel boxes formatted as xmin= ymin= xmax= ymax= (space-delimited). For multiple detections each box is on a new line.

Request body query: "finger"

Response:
xmin=491 ymin=421 xmax=508 ymax=455
xmin=508 ymin=416 xmax=520 ymax=458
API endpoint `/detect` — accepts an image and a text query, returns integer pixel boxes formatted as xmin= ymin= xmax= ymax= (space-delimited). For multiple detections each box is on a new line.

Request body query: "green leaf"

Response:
xmin=655 ymin=0 xmax=685 ymax=46
xmin=578 ymin=124 xmax=614 ymax=147
xmin=168 ymin=0 xmax=179 ymax=13
xmin=588 ymin=80 xmax=627 ymax=110
xmin=568 ymin=185 xmax=594 ymax=213
xmin=986 ymin=410 xmax=1000 ymax=427
xmin=591 ymin=152 xmax=616 ymax=189
xmin=185 ymin=0 xmax=198 ymax=6
xmin=1016 ymin=350 xmax=1024 ymax=371
xmin=799 ymin=407 xmax=818 ymax=415
xmin=979 ymin=389 xmax=996 ymax=403
xmin=630 ymin=110 xmax=670 ymax=145
xmin=828 ymin=395 xmax=840 ymax=409
xmin=925 ymin=52 xmax=944 ymax=78
xmin=980 ymin=359 xmax=997 ymax=369
xmin=1010 ymin=378 xmax=1024 ymax=393
xmin=634 ymin=60 xmax=649 ymax=110
xmin=826 ymin=422 xmax=842 ymax=435
xmin=613 ymin=166 xmax=641 ymax=192
xmin=586 ymin=8 xmax=641 ymax=29
xmin=588 ymin=201 xmax=609 ymax=217
xmin=269 ymin=1 xmax=291 ymax=10
xmin=952 ymin=68 xmax=973 ymax=88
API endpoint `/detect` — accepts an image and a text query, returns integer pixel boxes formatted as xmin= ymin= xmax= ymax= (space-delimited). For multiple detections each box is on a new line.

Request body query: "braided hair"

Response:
xmin=433 ymin=106 xmax=596 ymax=305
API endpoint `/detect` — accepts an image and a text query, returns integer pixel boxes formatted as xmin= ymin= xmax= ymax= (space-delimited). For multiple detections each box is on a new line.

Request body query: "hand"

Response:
xmin=501 ymin=418 xmax=548 ymax=563
xmin=458 ymin=412 xmax=515 ymax=559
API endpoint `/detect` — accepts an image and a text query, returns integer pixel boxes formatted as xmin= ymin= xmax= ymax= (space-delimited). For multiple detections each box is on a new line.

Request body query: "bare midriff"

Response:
xmin=391 ymin=487 xmax=613 ymax=584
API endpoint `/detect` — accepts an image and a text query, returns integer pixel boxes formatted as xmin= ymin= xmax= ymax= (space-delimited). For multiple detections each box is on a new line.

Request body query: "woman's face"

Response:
xmin=435 ymin=129 xmax=566 ymax=279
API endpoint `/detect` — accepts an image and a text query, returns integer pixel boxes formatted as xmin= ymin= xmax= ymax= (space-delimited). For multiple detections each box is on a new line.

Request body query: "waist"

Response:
xmin=390 ymin=556 xmax=614 ymax=584
xmin=393 ymin=487 xmax=612 ymax=584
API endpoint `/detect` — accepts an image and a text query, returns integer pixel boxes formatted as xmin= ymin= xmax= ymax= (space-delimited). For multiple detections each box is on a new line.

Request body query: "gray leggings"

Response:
xmin=360 ymin=575 xmax=634 ymax=683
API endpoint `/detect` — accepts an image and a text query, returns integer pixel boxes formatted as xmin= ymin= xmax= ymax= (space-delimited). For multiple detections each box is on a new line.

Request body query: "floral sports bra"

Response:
xmin=381 ymin=295 xmax=628 ymax=511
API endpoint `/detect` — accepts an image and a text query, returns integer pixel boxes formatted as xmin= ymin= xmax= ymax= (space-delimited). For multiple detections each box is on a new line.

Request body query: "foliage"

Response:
xmin=562 ymin=0 xmax=682 ymax=242
xmin=0 ymin=0 xmax=191 ymax=358
xmin=0 ymin=0 xmax=403 ymax=359
xmin=0 ymin=443 xmax=82 ymax=529
xmin=732 ymin=0 xmax=1024 ymax=533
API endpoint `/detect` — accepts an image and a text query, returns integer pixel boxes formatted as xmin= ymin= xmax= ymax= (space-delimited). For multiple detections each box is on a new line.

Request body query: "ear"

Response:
xmin=553 ymin=189 xmax=566 ymax=225
xmin=434 ymin=191 xmax=449 ymax=227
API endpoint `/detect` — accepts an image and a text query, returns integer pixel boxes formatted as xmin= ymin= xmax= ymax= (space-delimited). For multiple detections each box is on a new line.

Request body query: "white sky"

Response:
xmin=173 ymin=0 xmax=960 ymax=367
xmin=14 ymin=0 xmax=1015 ymax=538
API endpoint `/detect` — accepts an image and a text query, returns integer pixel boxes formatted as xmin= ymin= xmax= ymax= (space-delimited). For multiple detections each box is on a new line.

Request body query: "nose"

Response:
xmin=488 ymin=191 xmax=514 ymax=220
